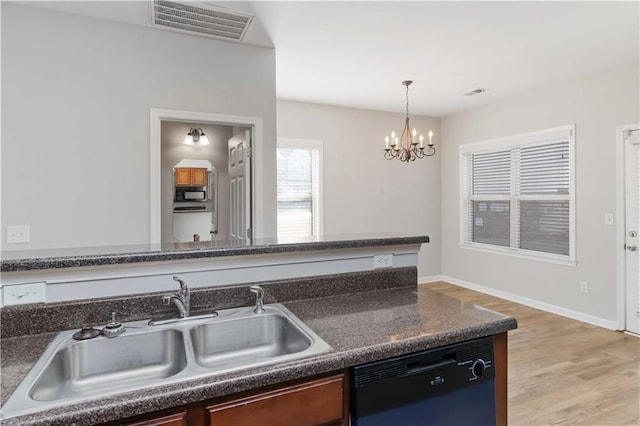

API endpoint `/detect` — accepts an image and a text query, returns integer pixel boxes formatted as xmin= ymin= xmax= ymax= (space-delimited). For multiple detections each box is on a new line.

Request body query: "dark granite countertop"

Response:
xmin=1 ymin=234 xmax=429 ymax=272
xmin=0 ymin=285 xmax=516 ymax=425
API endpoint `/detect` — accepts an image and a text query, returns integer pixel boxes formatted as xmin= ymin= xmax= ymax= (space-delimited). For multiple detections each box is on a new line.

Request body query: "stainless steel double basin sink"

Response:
xmin=1 ymin=304 xmax=332 ymax=419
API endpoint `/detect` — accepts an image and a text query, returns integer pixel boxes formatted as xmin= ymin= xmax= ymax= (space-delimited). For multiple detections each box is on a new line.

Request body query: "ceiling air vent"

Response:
xmin=152 ymin=0 xmax=253 ymax=42
xmin=463 ymin=88 xmax=490 ymax=97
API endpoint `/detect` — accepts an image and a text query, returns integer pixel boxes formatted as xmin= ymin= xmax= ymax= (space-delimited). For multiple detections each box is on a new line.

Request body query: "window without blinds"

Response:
xmin=461 ymin=126 xmax=574 ymax=261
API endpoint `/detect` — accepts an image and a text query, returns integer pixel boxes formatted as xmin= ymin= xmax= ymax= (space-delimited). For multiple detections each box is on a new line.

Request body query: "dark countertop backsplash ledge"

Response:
xmin=0 ymin=267 xmax=417 ymax=339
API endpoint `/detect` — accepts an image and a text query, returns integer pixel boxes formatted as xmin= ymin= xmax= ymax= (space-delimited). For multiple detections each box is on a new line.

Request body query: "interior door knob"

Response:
xmin=625 ymin=244 xmax=638 ymax=251
xmin=629 ymin=231 xmax=638 ymax=238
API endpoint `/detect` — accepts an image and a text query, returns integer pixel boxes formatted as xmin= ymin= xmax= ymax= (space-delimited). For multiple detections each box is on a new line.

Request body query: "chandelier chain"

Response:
xmin=405 ymin=84 xmax=409 ymax=118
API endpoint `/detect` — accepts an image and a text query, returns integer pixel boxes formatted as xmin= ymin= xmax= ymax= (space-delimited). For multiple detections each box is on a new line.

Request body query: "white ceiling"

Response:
xmin=23 ymin=1 xmax=640 ymax=117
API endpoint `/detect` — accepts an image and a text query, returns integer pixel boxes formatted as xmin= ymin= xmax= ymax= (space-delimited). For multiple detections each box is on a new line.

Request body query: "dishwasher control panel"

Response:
xmin=454 ymin=341 xmax=494 ymax=382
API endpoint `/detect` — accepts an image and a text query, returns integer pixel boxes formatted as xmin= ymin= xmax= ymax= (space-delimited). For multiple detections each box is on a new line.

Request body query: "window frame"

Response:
xmin=459 ymin=125 xmax=576 ymax=266
xmin=276 ymin=138 xmax=324 ymax=239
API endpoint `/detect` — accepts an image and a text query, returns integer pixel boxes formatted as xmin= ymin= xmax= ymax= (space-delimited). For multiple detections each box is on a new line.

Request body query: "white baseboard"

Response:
xmin=439 ymin=275 xmax=619 ymax=331
xmin=418 ymin=275 xmax=443 ymax=284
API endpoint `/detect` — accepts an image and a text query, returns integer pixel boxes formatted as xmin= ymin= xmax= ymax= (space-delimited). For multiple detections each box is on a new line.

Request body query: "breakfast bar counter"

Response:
xmin=0 ymin=284 xmax=516 ymax=425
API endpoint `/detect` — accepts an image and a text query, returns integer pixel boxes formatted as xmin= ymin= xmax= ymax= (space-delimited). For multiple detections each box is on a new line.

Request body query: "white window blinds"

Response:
xmin=520 ymin=142 xmax=570 ymax=194
xmin=468 ymin=150 xmax=512 ymax=247
xmin=462 ymin=126 xmax=574 ymax=261
xmin=276 ymin=140 xmax=322 ymax=239
xmin=277 ymin=148 xmax=314 ymax=238
xmin=472 ymin=150 xmax=511 ymax=194
xmin=518 ymin=141 xmax=570 ymax=256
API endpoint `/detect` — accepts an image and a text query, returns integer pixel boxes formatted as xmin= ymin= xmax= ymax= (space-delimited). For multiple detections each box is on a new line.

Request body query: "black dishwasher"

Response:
xmin=351 ymin=337 xmax=496 ymax=426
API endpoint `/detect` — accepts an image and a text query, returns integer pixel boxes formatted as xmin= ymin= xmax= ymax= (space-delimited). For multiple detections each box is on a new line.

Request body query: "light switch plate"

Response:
xmin=373 ymin=254 xmax=393 ymax=269
xmin=7 ymin=225 xmax=30 ymax=243
xmin=3 ymin=282 xmax=46 ymax=306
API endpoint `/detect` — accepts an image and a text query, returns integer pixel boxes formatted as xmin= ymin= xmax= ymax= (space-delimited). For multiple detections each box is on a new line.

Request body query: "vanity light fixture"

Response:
xmin=384 ymin=80 xmax=435 ymax=162
xmin=184 ymin=128 xmax=210 ymax=146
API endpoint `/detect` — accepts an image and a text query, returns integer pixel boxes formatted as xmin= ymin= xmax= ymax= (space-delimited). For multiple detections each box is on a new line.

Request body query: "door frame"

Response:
xmin=149 ymin=108 xmax=263 ymax=244
xmin=616 ymin=122 xmax=640 ymax=330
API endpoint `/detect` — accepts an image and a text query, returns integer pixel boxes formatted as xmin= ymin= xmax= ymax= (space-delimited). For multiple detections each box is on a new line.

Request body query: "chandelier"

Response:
xmin=384 ymin=80 xmax=435 ymax=162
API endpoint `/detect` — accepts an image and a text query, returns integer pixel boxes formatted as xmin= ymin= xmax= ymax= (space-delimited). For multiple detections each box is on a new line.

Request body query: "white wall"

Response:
xmin=440 ymin=61 xmax=639 ymax=324
xmin=1 ymin=2 xmax=277 ymax=251
xmin=277 ymin=100 xmax=441 ymax=278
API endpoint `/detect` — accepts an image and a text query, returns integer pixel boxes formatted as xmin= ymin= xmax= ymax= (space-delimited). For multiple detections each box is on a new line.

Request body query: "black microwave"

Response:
xmin=175 ymin=188 xmax=206 ymax=202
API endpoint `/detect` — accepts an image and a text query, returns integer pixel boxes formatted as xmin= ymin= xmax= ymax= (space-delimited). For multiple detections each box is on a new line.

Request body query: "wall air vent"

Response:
xmin=152 ymin=0 xmax=253 ymax=42
xmin=463 ymin=88 xmax=490 ymax=96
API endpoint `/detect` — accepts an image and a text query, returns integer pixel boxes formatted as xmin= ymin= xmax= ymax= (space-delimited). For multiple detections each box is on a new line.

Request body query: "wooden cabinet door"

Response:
xmin=175 ymin=168 xmax=207 ymax=187
xmin=175 ymin=168 xmax=192 ymax=186
xmin=207 ymin=374 xmax=346 ymax=426
xmin=191 ymin=168 xmax=207 ymax=187
xmin=124 ymin=411 xmax=187 ymax=426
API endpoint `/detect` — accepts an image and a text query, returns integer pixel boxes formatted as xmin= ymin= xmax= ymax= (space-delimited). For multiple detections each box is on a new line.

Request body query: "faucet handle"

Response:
xmin=249 ymin=285 xmax=265 ymax=314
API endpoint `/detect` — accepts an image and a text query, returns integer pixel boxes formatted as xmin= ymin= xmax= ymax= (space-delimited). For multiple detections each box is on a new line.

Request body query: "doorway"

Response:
xmin=617 ymin=123 xmax=640 ymax=334
xmin=160 ymin=121 xmax=248 ymax=242
xmin=149 ymin=109 xmax=263 ymax=244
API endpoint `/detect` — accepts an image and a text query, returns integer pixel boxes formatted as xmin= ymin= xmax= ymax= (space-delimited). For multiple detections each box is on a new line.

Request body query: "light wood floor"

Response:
xmin=425 ymin=282 xmax=640 ymax=426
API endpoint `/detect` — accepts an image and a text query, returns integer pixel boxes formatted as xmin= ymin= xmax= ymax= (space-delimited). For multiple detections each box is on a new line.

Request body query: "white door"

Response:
xmin=625 ymin=129 xmax=640 ymax=334
xmin=228 ymin=129 xmax=252 ymax=240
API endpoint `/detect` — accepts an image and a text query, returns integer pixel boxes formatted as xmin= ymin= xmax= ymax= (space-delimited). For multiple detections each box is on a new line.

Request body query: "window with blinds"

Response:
xmin=276 ymin=139 xmax=323 ymax=239
xmin=461 ymin=126 xmax=575 ymax=261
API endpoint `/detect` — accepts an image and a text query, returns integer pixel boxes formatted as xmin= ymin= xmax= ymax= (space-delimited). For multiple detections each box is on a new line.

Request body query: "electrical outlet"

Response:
xmin=579 ymin=281 xmax=589 ymax=294
xmin=604 ymin=213 xmax=614 ymax=225
xmin=7 ymin=225 xmax=30 ymax=244
xmin=3 ymin=282 xmax=45 ymax=306
xmin=373 ymin=254 xmax=393 ymax=269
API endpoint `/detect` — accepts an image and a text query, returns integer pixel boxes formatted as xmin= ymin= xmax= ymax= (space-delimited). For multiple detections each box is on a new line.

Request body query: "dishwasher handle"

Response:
xmin=406 ymin=355 xmax=457 ymax=376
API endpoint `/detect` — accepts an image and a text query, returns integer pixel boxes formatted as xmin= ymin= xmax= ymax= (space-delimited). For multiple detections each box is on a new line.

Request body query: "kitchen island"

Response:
xmin=0 ymin=235 xmax=516 ymax=425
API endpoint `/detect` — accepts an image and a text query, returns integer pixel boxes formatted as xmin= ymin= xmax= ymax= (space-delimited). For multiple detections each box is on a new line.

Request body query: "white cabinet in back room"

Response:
xmin=172 ymin=212 xmax=212 ymax=242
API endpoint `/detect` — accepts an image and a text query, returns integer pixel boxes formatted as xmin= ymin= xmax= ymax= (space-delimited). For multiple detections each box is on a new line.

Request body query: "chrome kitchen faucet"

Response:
xmin=250 ymin=285 xmax=265 ymax=314
xmin=164 ymin=276 xmax=190 ymax=318
xmin=148 ymin=276 xmax=218 ymax=326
